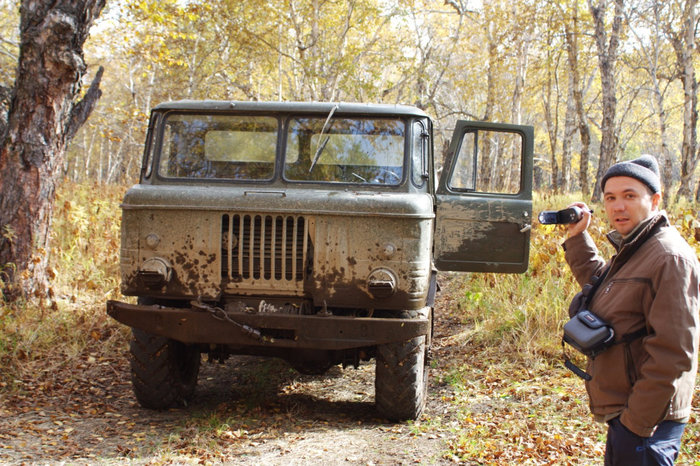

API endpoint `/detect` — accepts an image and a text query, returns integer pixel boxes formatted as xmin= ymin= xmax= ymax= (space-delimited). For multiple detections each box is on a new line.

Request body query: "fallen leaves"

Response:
xmin=1 ymin=270 xmax=699 ymax=464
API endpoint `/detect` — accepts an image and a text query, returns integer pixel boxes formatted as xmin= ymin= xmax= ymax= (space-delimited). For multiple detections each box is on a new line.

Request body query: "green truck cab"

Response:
xmin=107 ymin=101 xmax=533 ymax=420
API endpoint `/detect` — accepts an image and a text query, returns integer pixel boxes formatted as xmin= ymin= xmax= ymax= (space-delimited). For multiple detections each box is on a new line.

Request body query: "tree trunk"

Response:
xmin=0 ymin=0 xmax=105 ymax=299
xmin=510 ymin=21 xmax=532 ymax=191
xmin=562 ymin=73 xmax=576 ymax=192
xmin=563 ymin=5 xmax=592 ymax=196
xmin=669 ymin=0 xmax=698 ymax=201
xmin=644 ymin=4 xmax=674 ymax=206
xmin=542 ymin=60 xmax=560 ymax=194
xmin=479 ymin=19 xmax=498 ymax=190
xmin=656 ymin=85 xmax=674 ymax=206
xmin=589 ymin=0 xmax=624 ymax=201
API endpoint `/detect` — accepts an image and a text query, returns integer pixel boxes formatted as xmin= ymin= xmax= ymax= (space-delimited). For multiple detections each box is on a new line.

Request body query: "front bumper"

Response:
xmin=106 ymin=300 xmax=429 ymax=350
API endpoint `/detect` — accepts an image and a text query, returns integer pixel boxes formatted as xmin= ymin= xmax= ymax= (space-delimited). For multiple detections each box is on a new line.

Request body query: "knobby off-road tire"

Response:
xmin=375 ymin=335 xmax=428 ymax=421
xmin=129 ymin=328 xmax=201 ymax=409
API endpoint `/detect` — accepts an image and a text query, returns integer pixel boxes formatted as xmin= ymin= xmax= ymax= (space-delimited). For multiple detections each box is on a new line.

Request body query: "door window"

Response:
xmin=447 ymin=130 xmax=523 ymax=195
xmin=411 ymin=120 xmax=428 ymax=187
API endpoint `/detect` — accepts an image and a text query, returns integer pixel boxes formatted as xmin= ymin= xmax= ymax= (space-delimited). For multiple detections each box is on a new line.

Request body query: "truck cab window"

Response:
xmin=448 ymin=130 xmax=523 ymax=195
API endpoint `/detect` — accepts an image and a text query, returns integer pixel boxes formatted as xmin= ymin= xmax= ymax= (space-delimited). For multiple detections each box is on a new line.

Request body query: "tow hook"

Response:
xmin=190 ymin=300 xmax=267 ymax=342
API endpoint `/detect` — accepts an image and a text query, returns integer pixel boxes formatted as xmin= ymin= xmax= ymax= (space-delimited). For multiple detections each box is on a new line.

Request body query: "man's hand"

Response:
xmin=566 ymin=202 xmax=593 ymax=238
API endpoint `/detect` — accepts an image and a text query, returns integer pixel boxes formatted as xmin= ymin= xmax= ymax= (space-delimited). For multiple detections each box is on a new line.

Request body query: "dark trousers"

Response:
xmin=605 ymin=417 xmax=686 ymax=466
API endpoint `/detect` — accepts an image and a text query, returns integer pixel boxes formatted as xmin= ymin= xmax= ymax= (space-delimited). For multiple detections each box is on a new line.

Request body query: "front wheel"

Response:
xmin=375 ymin=335 xmax=428 ymax=421
xmin=129 ymin=328 xmax=201 ymax=409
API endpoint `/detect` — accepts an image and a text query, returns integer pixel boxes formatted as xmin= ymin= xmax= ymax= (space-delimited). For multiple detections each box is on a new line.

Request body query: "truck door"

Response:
xmin=434 ymin=121 xmax=533 ymax=273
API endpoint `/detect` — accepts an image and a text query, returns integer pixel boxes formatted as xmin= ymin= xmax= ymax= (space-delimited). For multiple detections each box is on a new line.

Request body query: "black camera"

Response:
xmin=538 ymin=206 xmax=584 ymax=224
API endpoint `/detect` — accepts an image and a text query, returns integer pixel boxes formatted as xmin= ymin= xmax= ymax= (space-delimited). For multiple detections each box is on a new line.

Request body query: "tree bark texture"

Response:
xmin=563 ymin=6 xmax=592 ymax=196
xmin=589 ymin=0 xmax=624 ymax=201
xmin=668 ymin=0 xmax=698 ymax=201
xmin=0 ymin=0 xmax=105 ymax=299
xmin=509 ymin=18 xmax=531 ymax=190
xmin=542 ymin=56 xmax=560 ymax=193
xmin=479 ymin=19 xmax=498 ymax=190
xmin=562 ymin=74 xmax=576 ymax=192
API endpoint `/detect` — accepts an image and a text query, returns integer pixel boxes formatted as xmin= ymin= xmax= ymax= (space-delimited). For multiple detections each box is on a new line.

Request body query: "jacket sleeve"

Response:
xmin=620 ymin=254 xmax=700 ymax=437
xmin=563 ymin=231 xmax=606 ymax=288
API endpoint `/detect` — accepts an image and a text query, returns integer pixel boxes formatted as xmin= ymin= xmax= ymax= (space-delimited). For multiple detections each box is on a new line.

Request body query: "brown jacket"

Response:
xmin=564 ymin=212 xmax=700 ymax=437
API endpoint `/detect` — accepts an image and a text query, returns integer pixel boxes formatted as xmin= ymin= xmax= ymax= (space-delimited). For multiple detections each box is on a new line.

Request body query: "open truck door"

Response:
xmin=434 ymin=121 xmax=533 ymax=273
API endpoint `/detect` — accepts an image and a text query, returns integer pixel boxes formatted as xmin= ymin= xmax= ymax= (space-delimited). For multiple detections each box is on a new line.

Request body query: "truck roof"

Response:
xmin=152 ymin=100 xmax=430 ymax=118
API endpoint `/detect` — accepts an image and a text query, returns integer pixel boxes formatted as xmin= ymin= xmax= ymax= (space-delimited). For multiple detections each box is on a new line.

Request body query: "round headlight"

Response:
xmin=367 ymin=268 xmax=397 ymax=299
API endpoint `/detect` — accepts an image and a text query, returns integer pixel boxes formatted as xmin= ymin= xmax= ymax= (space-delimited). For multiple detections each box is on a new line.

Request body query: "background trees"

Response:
xmin=3 ymin=0 xmax=691 ymax=200
xmin=44 ymin=0 xmax=697 ymax=199
xmin=1 ymin=0 xmax=699 ymax=294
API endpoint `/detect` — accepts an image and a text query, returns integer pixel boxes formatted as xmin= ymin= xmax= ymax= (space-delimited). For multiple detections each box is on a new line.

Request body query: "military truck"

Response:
xmin=106 ymin=101 xmax=533 ymax=420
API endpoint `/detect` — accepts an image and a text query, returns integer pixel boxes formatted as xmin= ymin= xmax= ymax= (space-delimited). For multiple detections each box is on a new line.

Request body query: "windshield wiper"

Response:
xmin=309 ymin=104 xmax=338 ymax=173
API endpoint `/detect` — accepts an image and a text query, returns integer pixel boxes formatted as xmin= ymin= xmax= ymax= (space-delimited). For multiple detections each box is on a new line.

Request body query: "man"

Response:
xmin=562 ymin=155 xmax=700 ymax=465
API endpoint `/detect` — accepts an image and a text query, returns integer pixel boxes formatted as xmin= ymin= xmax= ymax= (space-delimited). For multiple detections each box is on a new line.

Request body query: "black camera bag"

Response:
xmin=562 ymin=268 xmax=611 ymax=380
xmin=563 ymin=309 xmax=614 ymax=357
xmin=562 ymin=267 xmax=648 ymax=380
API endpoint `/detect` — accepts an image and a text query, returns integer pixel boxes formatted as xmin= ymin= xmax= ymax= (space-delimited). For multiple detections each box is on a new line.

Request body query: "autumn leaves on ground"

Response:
xmin=1 ymin=183 xmax=699 ymax=465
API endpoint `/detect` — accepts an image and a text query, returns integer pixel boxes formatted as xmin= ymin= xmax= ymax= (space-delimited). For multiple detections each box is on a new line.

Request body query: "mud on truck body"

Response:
xmin=107 ymin=101 xmax=533 ymax=420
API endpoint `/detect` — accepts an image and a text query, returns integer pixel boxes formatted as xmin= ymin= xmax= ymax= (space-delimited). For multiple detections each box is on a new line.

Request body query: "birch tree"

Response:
xmin=626 ymin=0 xmax=677 ymax=205
xmin=588 ymin=0 xmax=625 ymax=201
xmin=663 ymin=0 xmax=699 ymax=201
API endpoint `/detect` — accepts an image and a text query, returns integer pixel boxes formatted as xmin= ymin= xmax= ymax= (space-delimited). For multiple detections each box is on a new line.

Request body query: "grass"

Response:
xmin=0 ymin=181 xmax=128 ymax=386
xmin=0 ymin=184 xmax=698 ymax=463
xmin=440 ymin=192 xmax=700 ymax=464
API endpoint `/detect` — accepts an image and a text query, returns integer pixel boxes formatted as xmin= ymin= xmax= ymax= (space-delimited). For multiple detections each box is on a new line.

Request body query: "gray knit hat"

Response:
xmin=601 ymin=154 xmax=661 ymax=194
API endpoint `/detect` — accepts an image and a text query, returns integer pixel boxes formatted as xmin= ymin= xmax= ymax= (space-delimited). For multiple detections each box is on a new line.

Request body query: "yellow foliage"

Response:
xmin=0 ymin=180 xmax=129 ymax=384
xmin=447 ymin=192 xmax=699 ymax=357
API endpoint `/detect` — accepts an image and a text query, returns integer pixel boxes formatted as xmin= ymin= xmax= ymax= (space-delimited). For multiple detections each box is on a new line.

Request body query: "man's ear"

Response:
xmin=651 ymin=191 xmax=662 ymax=210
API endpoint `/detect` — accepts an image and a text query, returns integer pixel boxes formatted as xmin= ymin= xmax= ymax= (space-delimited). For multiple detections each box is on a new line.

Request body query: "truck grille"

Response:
xmin=221 ymin=214 xmax=308 ymax=282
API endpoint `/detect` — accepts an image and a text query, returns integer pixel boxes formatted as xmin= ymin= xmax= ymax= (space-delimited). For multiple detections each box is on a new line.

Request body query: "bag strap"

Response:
xmin=562 ymin=268 xmax=609 ymax=381
xmin=563 ymin=217 xmax=662 ymax=381
xmin=562 ymin=340 xmax=592 ymax=381
xmin=584 ymin=266 xmax=610 ymax=306
xmin=617 ymin=326 xmax=648 ymax=344
xmin=562 ymin=326 xmax=648 ymax=380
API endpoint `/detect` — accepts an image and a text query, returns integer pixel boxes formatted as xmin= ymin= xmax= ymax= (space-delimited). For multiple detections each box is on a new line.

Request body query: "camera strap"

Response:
xmin=562 ymin=341 xmax=592 ymax=380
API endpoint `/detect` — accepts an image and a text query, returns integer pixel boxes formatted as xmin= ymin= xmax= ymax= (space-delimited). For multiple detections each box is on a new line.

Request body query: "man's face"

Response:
xmin=603 ymin=176 xmax=661 ymax=236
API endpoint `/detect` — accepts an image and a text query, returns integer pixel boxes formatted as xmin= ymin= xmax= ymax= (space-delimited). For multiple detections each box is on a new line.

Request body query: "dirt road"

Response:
xmin=0 ymin=290 xmax=463 ymax=464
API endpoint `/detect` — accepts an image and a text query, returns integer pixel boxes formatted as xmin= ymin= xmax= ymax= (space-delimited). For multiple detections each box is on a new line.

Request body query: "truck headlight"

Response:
xmin=367 ymin=268 xmax=397 ymax=298
xmin=137 ymin=257 xmax=172 ymax=288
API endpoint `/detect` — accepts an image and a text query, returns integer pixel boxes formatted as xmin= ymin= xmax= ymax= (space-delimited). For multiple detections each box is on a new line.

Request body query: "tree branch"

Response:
xmin=66 ymin=65 xmax=103 ymax=142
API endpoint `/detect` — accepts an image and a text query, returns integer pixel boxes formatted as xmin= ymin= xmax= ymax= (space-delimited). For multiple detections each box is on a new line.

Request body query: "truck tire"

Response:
xmin=375 ymin=335 xmax=428 ymax=421
xmin=129 ymin=328 xmax=200 ymax=409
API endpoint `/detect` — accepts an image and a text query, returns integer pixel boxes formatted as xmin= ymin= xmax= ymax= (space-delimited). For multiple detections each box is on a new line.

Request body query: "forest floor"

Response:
xmin=2 ymin=276 xmax=695 ymax=465
xmin=0 ymin=278 xmax=466 ymax=465
xmin=0 ymin=351 xmax=459 ymax=465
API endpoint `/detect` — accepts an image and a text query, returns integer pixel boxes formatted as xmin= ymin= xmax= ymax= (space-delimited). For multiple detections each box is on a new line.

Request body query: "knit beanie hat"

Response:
xmin=601 ymin=154 xmax=661 ymax=194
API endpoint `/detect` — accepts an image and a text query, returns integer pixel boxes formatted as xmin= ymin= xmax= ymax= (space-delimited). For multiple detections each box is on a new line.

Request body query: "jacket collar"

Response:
xmin=607 ymin=211 xmax=669 ymax=253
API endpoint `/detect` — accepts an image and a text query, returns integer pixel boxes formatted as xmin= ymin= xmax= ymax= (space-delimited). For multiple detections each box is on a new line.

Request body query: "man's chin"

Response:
xmin=614 ymin=221 xmax=632 ymax=235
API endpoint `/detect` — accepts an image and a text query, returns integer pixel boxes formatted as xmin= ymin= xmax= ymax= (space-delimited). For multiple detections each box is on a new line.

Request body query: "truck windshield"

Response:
xmin=155 ymin=113 xmax=405 ymax=185
xmin=284 ymin=117 xmax=405 ymax=185
xmin=157 ymin=113 xmax=278 ymax=180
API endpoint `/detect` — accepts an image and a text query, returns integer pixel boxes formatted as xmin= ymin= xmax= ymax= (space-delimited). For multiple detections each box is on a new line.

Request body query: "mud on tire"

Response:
xmin=375 ymin=335 xmax=428 ymax=421
xmin=129 ymin=328 xmax=201 ymax=409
